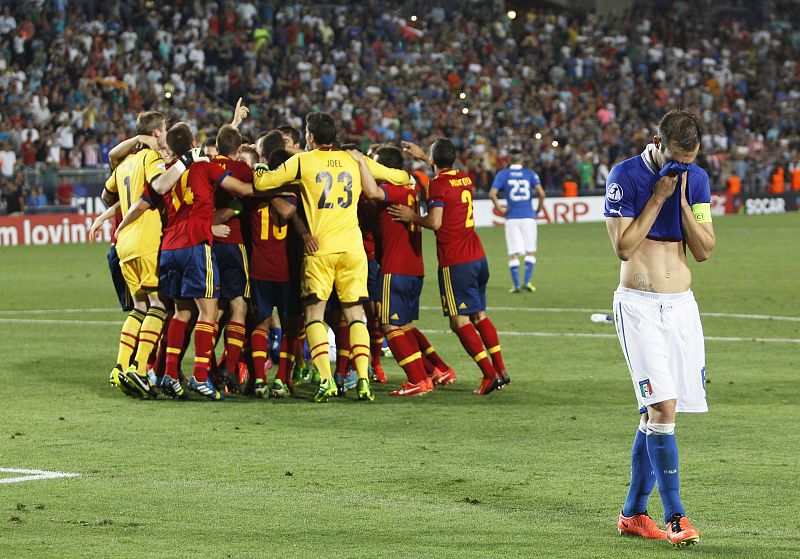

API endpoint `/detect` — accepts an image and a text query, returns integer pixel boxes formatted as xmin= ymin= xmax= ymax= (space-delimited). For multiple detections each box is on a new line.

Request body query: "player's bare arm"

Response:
xmin=213 ymin=207 xmax=236 ymax=225
xmin=269 ymin=197 xmax=297 ymax=221
xmin=150 ymin=147 xmax=209 ymax=195
xmin=89 ymin=201 xmax=120 ymax=241
xmin=488 ymin=187 xmax=505 ymax=215
xmin=535 ymin=184 xmax=546 ymax=214
xmin=108 ymin=135 xmax=157 ymax=170
xmin=606 ymin=173 xmax=678 ymax=261
xmin=230 ymin=97 xmax=249 ymax=129
xmin=115 ymin=198 xmax=151 ymax=236
xmin=678 ymin=173 xmax=716 ymax=262
xmin=388 ymin=204 xmax=442 ymax=231
xmin=347 ymin=149 xmax=383 ymax=201
xmin=401 ymin=141 xmax=429 ymax=164
xmin=219 ymin=175 xmax=253 ymax=197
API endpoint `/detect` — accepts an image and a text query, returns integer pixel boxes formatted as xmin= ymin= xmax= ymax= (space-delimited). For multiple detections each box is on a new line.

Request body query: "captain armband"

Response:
xmin=691 ymin=203 xmax=712 ymax=224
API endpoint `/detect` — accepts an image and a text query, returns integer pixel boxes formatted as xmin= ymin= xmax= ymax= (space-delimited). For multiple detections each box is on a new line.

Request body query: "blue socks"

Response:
xmin=622 ymin=421 xmax=655 ymax=517
xmin=646 ymin=423 xmax=685 ymax=523
xmin=524 ymin=256 xmax=536 ymax=284
xmin=509 ymin=261 xmax=520 ymax=289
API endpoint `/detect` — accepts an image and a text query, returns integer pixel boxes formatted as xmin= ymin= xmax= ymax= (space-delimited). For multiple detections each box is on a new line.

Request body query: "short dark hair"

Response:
xmin=277 ymin=125 xmax=302 ymax=146
xmin=166 ymin=122 xmax=194 ymax=156
xmin=305 ymin=112 xmax=337 ymax=146
xmin=376 ymin=146 xmax=403 ymax=170
xmin=657 ymin=109 xmax=703 ymax=152
xmin=216 ymin=124 xmax=242 ymax=157
xmin=136 ymin=111 xmax=166 ymax=136
xmin=431 ymin=138 xmax=456 ymax=168
xmin=239 ymin=146 xmax=260 ymax=167
xmin=267 ymin=149 xmax=291 ymax=171
xmin=204 ymin=137 xmax=216 ymax=147
xmin=259 ymin=130 xmax=285 ymax=162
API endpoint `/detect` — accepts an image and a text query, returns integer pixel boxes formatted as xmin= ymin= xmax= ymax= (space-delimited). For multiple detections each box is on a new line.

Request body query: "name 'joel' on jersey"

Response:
xmin=253 ymin=148 xmax=409 ymax=256
xmin=604 ymin=146 xmax=711 ymax=241
xmin=491 ymin=164 xmax=541 ymax=219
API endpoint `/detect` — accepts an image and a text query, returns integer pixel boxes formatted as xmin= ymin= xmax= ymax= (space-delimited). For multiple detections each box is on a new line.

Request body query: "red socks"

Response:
xmin=276 ymin=336 xmax=298 ymax=383
xmin=455 ymin=323 xmax=496 ymax=379
xmin=193 ymin=321 xmax=216 ymax=382
xmin=474 ymin=317 xmax=506 ymax=373
xmin=369 ymin=316 xmax=383 ymax=368
xmin=251 ymin=328 xmax=269 ymax=382
xmin=335 ymin=320 xmax=351 ymax=376
xmin=385 ymin=329 xmax=427 ymax=383
xmin=224 ymin=321 xmax=247 ymax=373
xmin=164 ymin=319 xmax=188 ymax=380
xmin=408 ymin=326 xmax=450 ymax=372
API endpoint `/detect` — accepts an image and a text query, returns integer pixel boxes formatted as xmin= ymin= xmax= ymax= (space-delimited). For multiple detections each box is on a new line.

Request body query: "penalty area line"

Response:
xmin=0 ymin=468 xmax=80 ymax=484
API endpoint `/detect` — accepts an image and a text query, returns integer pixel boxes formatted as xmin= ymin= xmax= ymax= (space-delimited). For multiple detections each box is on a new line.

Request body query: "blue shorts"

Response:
xmin=379 ymin=273 xmax=422 ymax=326
xmin=159 ymin=243 xmax=220 ymax=300
xmin=251 ymin=279 xmax=289 ymax=324
xmin=367 ymin=259 xmax=381 ymax=302
xmin=437 ymin=257 xmax=489 ymax=317
xmin=213 ymin=242 xmax=249 ymax=300
xmin=108 ymin=244 xmax=132 ymax=311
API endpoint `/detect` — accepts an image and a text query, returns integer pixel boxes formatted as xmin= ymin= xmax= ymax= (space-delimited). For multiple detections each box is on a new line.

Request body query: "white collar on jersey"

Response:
xmin=640 ymin=144 xmax=660 ymax=174
xmin=509 ymin=164 xmax=523 ymax=170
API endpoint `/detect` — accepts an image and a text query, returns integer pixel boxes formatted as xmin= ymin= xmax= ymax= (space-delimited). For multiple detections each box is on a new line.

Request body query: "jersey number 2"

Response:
xmin=316 ymin=171 xmax=353 ymax=209
xmin=462 ymin=190 xmax=474 ymax=228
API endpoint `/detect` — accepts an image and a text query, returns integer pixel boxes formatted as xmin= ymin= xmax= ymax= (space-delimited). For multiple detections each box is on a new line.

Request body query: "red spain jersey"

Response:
xmin=358 ymin=197 xmax=380 ymax=261
xmin=427 ymin=168 xmax=485 ymax=267
xmin=248 ymin=194 xmax=296 ymax=282
xmin=212 ymin=155 xmax=253 ymax=245
xmin=161 ymin=162 xmax=231 ymax=251
xmin=378 ymin=182 xmax=423 ymax=276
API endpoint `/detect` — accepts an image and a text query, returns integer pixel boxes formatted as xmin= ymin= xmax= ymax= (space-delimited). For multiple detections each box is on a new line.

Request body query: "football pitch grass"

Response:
xmin=1 ymin=214 xmax=798 ymax=558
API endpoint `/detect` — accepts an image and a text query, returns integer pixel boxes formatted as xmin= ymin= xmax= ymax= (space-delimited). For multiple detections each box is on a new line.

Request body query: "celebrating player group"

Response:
xmin=95 ymin=102 xmax=511 ymax=403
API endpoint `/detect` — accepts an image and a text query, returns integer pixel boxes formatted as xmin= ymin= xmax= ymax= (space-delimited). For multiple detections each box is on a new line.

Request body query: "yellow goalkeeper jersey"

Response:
xmin=105 ymin=148 xmax=166 ymax=261
xmin=254 ymin=147 xmax=409 ymax=255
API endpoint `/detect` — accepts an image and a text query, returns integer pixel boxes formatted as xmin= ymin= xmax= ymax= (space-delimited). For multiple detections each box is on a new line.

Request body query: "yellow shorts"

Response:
xmin=120 ymin=252 xmax=159 ymax=295
xmin=302 ymin=250 xmax=367 ymax=303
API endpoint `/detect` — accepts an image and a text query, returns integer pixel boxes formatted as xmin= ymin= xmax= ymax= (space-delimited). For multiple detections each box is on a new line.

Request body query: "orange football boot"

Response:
xmin=666 ymin=514 xmax=700 ymax=546
xmin=617 ymin=511 xmax=667 ymax=539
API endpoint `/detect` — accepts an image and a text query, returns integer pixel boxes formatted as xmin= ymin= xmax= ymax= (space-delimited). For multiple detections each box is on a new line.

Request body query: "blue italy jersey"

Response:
xmin=492 ymin=165 xmax=541 ymax=219
xmin=604 ymin=146 xmax=711 ymax=241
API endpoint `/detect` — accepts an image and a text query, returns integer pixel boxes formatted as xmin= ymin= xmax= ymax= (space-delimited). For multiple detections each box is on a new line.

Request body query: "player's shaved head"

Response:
xmin=216 ymin=125 xmax=242 ymax=157
xmin=376 ymin=146 xmax=403 ymax=170
xmin=431 ymin=138 xmax=456 ymax=168
xmin=657 ymin=109 xmax=703 ymax=153
xmin=166 ymin=122 xmax=194 ymax=156
xmin=136 ymin=111 xmax=166 ymax=136
xmin=305 ymin=112 xmax=337 ymax=146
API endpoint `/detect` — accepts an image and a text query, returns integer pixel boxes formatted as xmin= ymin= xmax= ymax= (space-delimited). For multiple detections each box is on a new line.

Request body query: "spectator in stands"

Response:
xmin=1 ymin=178 xmax=25 ymax=215
xmin=0 ymin=142 xmax=16 ymax=179
xmin=26 ymin=186 xmax=47 ymax=207
xmin=2 ymin=0 xmax=798 ymax=197
xmin=55 ymin=175 xmax=74 ymax=206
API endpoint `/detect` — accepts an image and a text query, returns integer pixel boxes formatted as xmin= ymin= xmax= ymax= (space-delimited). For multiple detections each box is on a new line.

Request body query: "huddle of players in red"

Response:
xmin=99 ymin=105 xmax=510 ymax=402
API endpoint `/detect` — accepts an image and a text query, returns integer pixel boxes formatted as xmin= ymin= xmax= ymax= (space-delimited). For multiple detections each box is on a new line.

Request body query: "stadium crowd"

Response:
xmin=1 ymin=0 xmax=799 ymax=213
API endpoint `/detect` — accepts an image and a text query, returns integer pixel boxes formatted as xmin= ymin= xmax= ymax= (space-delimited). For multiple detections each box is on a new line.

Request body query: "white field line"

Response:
xmin=418 ymin=329 xmax=800 ymax=344
xmin=420 ymin=306 xmax=800 ymax=322
xmin=0 ymin=468 xmax=79 ymax=484
xmin=0 ymin=310 xmax=798 ymax=344
xmin=1 ymin=306 xmax=799 ymax=322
